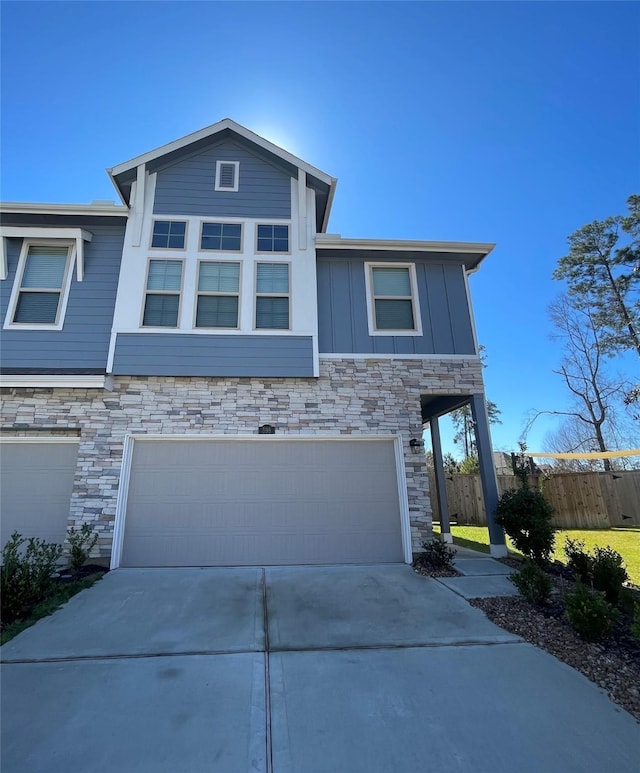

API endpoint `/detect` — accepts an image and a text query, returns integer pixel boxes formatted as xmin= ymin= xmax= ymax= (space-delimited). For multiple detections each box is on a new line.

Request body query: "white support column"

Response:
xmin=298 ymin=169 xmax=307 ymax=250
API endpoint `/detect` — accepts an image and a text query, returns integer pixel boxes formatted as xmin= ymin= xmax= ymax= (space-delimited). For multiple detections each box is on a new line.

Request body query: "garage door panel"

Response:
xmin=1 ymin=441 xmax=78 ymax=548
xmin=122 ymin=438 xmax=404 ymax=567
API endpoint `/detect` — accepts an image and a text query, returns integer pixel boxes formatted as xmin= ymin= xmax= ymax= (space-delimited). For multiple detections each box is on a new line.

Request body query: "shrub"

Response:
xmin=420 ymin=537 xmax=456 ymax=569
xmin=1 ymin=531 xmax=63 ymax=624
xmin=565 ymin=583 xmax=618 ymax=640
xmin=510 ymin=561 xmax=552 ymax=606
xmin=591 ymin=546 xmax=628 ymax=604
xmin=495 ymin=487 xmax=556 ymax=563
xmin=563 ymin=537 xmax=593 ymax=583
xmin=631 ymin=602 xmax=640 ymax=641
xmin=67 ymin=524 xmax=99 ymax=570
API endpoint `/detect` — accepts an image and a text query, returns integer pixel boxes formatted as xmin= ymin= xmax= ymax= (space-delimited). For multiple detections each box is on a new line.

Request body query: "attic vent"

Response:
xmin=215 ymin=160 xmax=239 ymax=192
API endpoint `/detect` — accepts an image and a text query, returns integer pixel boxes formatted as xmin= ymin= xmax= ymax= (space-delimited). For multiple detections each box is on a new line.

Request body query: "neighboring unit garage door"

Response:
xmin=121 ymin=438 xmax=405 ymax=567
xmin=0 ymin=439 xmax=79 ymax=548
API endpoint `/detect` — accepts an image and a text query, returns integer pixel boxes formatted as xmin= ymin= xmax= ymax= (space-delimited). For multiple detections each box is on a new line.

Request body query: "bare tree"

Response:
xmin=524 ymin=295 xmax=628 ymax=472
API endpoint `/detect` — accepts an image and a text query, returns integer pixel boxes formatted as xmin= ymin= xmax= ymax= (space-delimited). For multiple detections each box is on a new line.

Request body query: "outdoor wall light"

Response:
xmin=409 ymin=438 xmax=424 ymax=453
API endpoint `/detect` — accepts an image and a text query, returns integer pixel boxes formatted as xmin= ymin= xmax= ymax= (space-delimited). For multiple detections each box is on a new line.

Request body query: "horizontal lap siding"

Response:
xmin=112 ymin=333 xmax=314 ymax=377
xmin=153 ymin=140 xmax=291 ymax=218
xmin=1 ymin=227 xmax=125 ymax=372
xmin=316 ymin=257 xmax=475 ymax=355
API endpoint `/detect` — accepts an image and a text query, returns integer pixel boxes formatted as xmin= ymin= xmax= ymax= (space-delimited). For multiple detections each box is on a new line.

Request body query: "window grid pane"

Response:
xmin=374 ymin=299 xmax=414 ymax=330
xmin=372 ymin=267 xmax=411 ymax=297
xmin=256 ymin=263 xmax=289 ymax=294
xmin=256 ymin=297 xmax=289 ymax=329
xmin=198 ymin=262 xmax=240 ymax=293
xmin=257 ymin=224 xmax=289 ymax=252
xmin=151 ymin=221 xmax=186 ymax=249
xmin=14 ymin=292 xmax=61 ymax=324
xmin=201 ymin=223 xmax=242 ymax=251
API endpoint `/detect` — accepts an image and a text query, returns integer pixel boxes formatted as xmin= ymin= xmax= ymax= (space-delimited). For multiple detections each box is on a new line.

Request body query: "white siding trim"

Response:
xmin=0 ymin=375 xmax=112 ymax=388
xmin=0 ymin=437 xmax=80 ymax=444
xmin=110 ymin=433 xmax=410 ymax=569
xmin=319 ymin=353 xmax=481 ymax=360
xmin=394 ymin=436 xmax=413 ymax=563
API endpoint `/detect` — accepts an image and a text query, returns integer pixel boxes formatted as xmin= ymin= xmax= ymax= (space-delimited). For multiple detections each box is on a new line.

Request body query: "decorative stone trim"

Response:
xmin=0 ymin=357 xmax=485 ymax=558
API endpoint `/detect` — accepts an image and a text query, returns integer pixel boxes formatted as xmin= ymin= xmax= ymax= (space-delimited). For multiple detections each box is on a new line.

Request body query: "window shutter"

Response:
xmin=198 ymin=262 xmax=239 ymax=293
xmin=256 ymin=297 xmax=289 ymax=329
xmin=147 ymin=260 xmax=183 ymax=291
xmin=21 ymin=246 xmax=68 ymax=288
xmin=256 ymin=263 xmax=289 ymax=294
xmin=374 ymin=299 xmax=414 ymax=330
xmin=372 ymin=267 xmax=411 ymax=296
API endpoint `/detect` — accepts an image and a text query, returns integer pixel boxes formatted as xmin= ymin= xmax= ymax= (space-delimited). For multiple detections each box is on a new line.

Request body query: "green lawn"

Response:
xmin=433 ymin=523 xmax=640 ymax=585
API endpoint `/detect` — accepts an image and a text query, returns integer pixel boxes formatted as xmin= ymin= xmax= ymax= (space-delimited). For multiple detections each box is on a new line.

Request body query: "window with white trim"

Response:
xmin=257 ymin=224 xmax=289 ymax=253
xmin=151 ymin=220 xmax=186 ymax=249
xmin=9 ymin=243 xmax=73 ymax=326
xmin=215 ymin=160 xmax=239 ymax=192
xmin=196 ymin=261 xmax=240 ymax=328
xmin=255 ymin=262 xmax=290 ymax=329
xmin=142 ymin=259 xmax=183 ymax=327
xmin=366 ymin=263 xmax=422 ymax=335
xmin=200 ymin=222 xmax=242 ymax=252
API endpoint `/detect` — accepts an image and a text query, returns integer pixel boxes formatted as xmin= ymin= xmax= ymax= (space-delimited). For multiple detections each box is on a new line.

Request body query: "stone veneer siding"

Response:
xmin=0 ymin=357 xmax=485 ymax=559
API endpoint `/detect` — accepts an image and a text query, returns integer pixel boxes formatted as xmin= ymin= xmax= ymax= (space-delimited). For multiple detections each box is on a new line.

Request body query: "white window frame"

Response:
xmin=140 ymin=258 xmax=185 ymax=329
xmin=214 ymin=160 xmax=240 ymax=192
xmin=149 ymin=220 xmax=188 ymax=251
xmin=194 ymin=259 xmax=242 ymax=329
xmin=199 ymin=221 xmax=244 ymax=253
xmin=3 ymin=240 xmax=75 ymax=331
xmin=255 ymin=223 xmax=291 ymax=254
xmin=364 ymin=262 xmax=423 ymax=337
xmin=254 ymin=261 xmax=291 ymax=331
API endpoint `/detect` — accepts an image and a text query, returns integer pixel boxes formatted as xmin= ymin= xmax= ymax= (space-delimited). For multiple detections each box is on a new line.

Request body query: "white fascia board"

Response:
xmin=0 ymin=227 xmax=93 ymax=282
xmin=0 ymin=375 xmax=112 ymax=389
xmin=0 ymin=202 xmax=128 ymax=217
xmin=108 ymin=118 xmax=335 ymax=187
xmin=320 ymin=177 xmax=338 ymax=233
xmin=315 ymin=234 xmax=496 ymax=256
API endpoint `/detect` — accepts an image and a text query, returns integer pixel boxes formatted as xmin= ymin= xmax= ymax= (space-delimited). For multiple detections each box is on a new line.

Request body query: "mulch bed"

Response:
xmin=414 ymin=555 xmax=640 ymax=723
xmin=55 ymin=564 xmax=110 ymax=583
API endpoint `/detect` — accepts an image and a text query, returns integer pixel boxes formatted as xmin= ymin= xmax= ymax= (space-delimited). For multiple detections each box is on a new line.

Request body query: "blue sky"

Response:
xmin=2 ymin=1 xmax=639 ymax=455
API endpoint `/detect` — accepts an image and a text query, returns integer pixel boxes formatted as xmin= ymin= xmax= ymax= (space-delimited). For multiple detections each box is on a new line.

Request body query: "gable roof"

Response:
xmin=107 ymin=118 xmax=337 ymax=231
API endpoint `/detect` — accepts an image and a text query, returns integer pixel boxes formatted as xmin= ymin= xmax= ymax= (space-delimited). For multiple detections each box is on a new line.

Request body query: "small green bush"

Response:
xmin=67 ymin=524 xmax=99 ymax=570
xmin=591 ymin=546 xmax=628 ymax=604
xmin=420 ymin=538 xmax=456 ymax=569
xmin=510 ymin=561 xmax=552 ymax=606
xmin=1 ymin=531 xmax=63 ymax=624
xmin=495 ymin=487 xmax=556 ymax=564
xmin=563 ymin=537 xmax=593 ymax=583
xmin=565 ymin=583 xmax=618 ymax=641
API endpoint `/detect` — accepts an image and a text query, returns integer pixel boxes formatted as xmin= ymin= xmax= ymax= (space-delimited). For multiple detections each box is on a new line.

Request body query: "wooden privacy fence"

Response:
xmin=428 ymin=471 xmax=640 ymax=529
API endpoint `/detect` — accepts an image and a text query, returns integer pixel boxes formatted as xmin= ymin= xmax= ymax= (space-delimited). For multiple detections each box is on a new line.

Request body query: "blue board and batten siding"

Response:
xmin=112 ymin=334 xmax=314 ymax=377
xmin=153 ymin=140 xmax=292 ymax=219
xmin=1 ymin=227 xmax=125 ymax=373
xmin=316 ymin=258 xmax=476 ymax=355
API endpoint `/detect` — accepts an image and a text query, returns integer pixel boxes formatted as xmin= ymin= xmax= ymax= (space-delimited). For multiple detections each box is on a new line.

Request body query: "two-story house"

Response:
xmin=0 ymin=119 xmax=506 ymax=568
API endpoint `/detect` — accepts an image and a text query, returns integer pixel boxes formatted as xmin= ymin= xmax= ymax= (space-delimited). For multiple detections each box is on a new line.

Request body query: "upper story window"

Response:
xmin=196 ymin=261 xmax=240 ymax=328
xmin=255 ymin=262 xmax=290 ymax=330
xmin=257 ymin=224 xmax=289 ymax=253
xmin=200 ymin=222 xmax=242 ymax=252
xmin=365 ymin=263 xmax=422 ymax=336
xmin=142 ymin=259 xmax=183 ymax=327
xmin=215 ymin=160 xmax=239 ymax=192
xmin=151 ymin=220 xmax=186 ymax=249
xmin=6 ymin=243 xmax=73 ymax=328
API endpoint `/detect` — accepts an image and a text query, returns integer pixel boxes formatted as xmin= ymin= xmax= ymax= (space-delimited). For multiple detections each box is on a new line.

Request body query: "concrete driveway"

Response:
xmin=1 ymin=565 xmax=638 ymax=773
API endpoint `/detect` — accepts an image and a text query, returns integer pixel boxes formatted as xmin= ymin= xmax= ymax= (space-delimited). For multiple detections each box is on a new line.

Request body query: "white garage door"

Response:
xmin=0 ymin=439 xmax=79 ymax=548
xmin=120 ymin=437 xmax=405 ymax=567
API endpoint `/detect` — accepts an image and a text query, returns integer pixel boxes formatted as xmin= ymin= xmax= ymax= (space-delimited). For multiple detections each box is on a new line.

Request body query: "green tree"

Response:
xmin=451 ymin=401 xmax=502 ymax=458
xmin=459 ymin=455 xmax=480 ymax=474
xmin=553 ymin=194 xmax=640 ymax=359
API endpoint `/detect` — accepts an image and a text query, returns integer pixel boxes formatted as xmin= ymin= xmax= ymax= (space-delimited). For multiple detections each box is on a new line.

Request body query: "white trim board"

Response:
xmin=0 ymin=375 xmax=113 ymax=389
xmin=0 ymin=436 xmax=80 ymax=444
xmin=319 ymin=353 xmax=481 ymax=360
xmin=110 ymin=433 xmax=411 ymax=570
